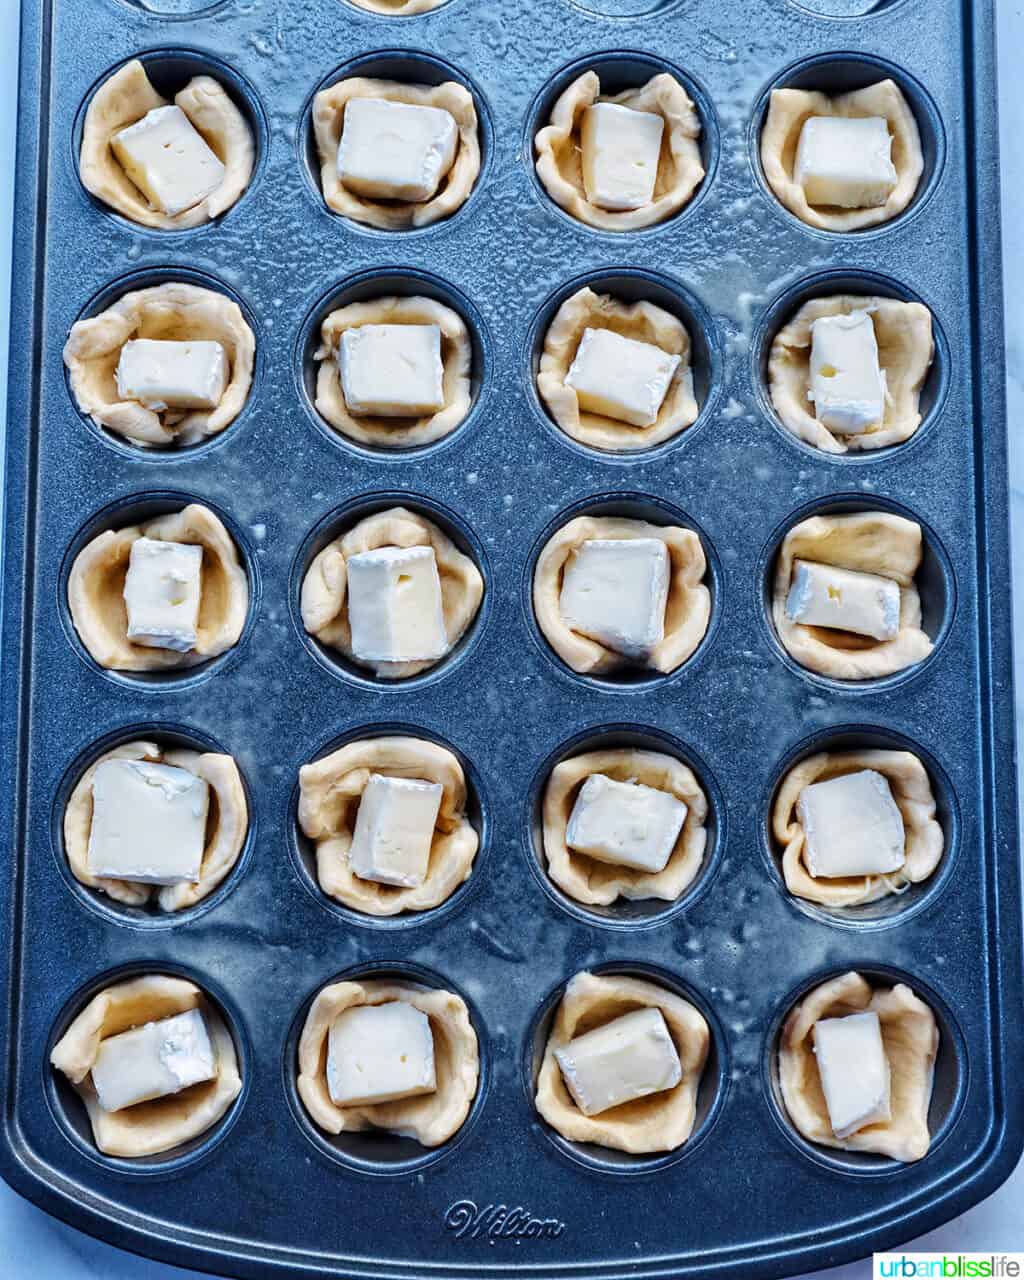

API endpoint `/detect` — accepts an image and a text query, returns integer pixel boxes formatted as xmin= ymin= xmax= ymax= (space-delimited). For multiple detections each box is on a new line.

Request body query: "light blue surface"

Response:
xmin=0 ymin=0 xmax=1021 ymax=1275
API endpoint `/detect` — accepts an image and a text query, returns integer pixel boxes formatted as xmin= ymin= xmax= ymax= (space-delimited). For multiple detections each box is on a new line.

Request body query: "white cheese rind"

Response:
xmin=808 ymin=313 xmax=887 ymax=435
xmin=794 ymin=115 xmax=898 ymax=210
xmin=123 ymin=537 xmax=203 ymax=652
xmin=559 ymin=537 xmax=670 ymax=659
xmin=111 ymin=105 xmax=226 ymax=217
xmin=327 ymin=1002 xmax=437 ymax=1107
xmin=87 ymin=759 xmax=210 ymax=885
xmin=349 ymin=773 xmax=444 ymax=888
xmin=554 ymin=1007 xmax=682 ymax=1117
xmin=337 ymin=98 xmax=458 ymax=203
xmin=564 ymin=327 xmax=680 ymax=428
xmin=797 ymin=769 xmax=906 ymax=878
xmin=339 ymin=324 xmax=445 ymax=418
xmin=91 ymin=1008 xmax=217 ymax=1113
xmin=785 ymin=558 xmax=901 ymax=642
xmin=115 ymin=338 xmax=228 ymax=413
xmin=565 ymin=773 xmax=687 ymax=873
xmin=346 ymin=545 xmax=449 ymax=664
xmin=580 ymin=101 xmax=665 ymax=212
xmin=812 ymin=1010 xmax=892 ymax=1138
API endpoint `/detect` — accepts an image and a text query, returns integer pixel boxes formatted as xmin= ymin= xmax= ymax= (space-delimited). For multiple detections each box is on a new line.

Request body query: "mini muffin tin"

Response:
xmin=1 ymin=0 xmax=1020 ymax=1276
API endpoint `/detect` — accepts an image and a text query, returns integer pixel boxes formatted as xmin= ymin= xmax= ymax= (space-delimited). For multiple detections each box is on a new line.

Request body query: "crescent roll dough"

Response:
xmin=769 ymin=296 xmax=934 ymax=454
xmin=64 ymin=740 xmax=248 ymax=912
xmin=68 ymin=503 xmax=249 ymax=672
xmin=772 ymin=749 xmax=944 ymax=907
xmin=535 ymin=971 xmax=709 ymax=1154
xmin=778 ymin=971 xmax=938 ymax=1162
xmin=542 ymin=749 xmax=708 ymax=905
xmin=297 ymin=979 xmax=479 ymax=1147
xmin=63 ymin=283 xmax=255 ymax=448
xmin=301 ymin=506 xmax=483 ymax=679
xmin=80 ymin=60 xmax=254 ymax=230
xmin=772 ymin=511 xmax=933 ymax=680
xmin=50 ymin=975 xmax=241 ymax=1158
xmin=535 ymin=71 xmax=704 ymax=231
xmin=313 ymin=78 xmax=480 ymax=229
xmin=760 ymin=80 xmax=923 ymax=232
xmin=533 ymin=515 xmax=710 ymax=675
xmin=298 ymin=736 xmax=479 ymax=915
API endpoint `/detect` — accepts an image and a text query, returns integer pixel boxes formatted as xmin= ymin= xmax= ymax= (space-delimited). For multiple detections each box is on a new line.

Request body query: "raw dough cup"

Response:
xmin=538 ymin=287 xmax=699 ymax=452
xmin=348 ymin=0 xmax=448 ymax=10
xmin=80 ymin=60 xmax=254 ymax=230
xmin=772 ymin=749 xmax=944 ymax=907
xmin=542 ymin=749 xmax=708 ymax=906
xmin=778 ymin=971 xmax=938 ymax=1162
xmin=64 ymin=740 xmax=249 ymax=912
xmin=298 ymin=736 xmax=479 ymax=915
xmin=533 ymin=515 xmax=710 ymax=675
xmin=301 ymin=506 xmax=484 ymax=680
xmin=760 ymin=80 xmax=924 ymax=232
xmin=68 ymin=503 xmax=249 ymax=673
xmin=64 ymin=282 xmax=256 ymax=448
xmin=314 ymin=296 xmax=471 ymax=448
xmin=297 ymin=979 xmax=479 ymax=1147
xmin=535 ymin=971 xmax=710 ymax=1154
xmin=313 ymin=77 xmax=481 ymax=230
xmin=50 ymin=975 xmax=241 ymax=1158
xmin=769 ymin=296 xmax=934 ymax=454
xmin=772 ymin=511 xmax=933 ymax=680
xmin=534 ymin=71 xmax=704 ymax=232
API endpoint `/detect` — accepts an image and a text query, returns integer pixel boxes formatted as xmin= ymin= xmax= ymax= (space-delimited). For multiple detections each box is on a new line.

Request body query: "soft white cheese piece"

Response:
xmin=115 ymin=339 xmax=228 ymax=413
xmin=123 ymin=537 xmax=203 ymax=652
xmin=327 ymin=1001 xmax=437 ymax=1107
xmin=808 ymin=313 xmax=887 ymax=435
xmin=91 ymin=1008 xmax=217 ymax=1113
xmin=87 ymin=759 xmax=210 ymax=885
xmin=812 ymin=1010 xmax=892 ymax=1138
xmin=785 ymin=558 xmax=901 ymax=642
xmin=346 ymin=544 xmax=448 ymax=664
xmin=554 ymin=1007 xmax=682 ymax=1117
xmin=559 ymin=537 xmax=670 ymax=659
xmin=794 ymin=115 xmax=898 ymax=210
xmin=337 ymin=98 xmax=458 ymax=203
xmin=349 ymin=773 xmax=444 ymax=888
xmin=564 ymin=327 xmax=680 ymax=428
xmin=580 ymin=101 xmax=665 ymax=212
xmin=797 ymin=769 xmax=906 ymax=878
xmin=339 ymin=324 xmax=445 ymax=418
xmin=565 ymin=773 xmax=687 ymax=874
xmin=111 ymin=105 xmax=226 ymax=217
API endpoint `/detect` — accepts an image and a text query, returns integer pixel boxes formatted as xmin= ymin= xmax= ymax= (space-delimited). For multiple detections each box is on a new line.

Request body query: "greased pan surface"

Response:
xmin=1 ymin=0 xmax=1020 ymax=1276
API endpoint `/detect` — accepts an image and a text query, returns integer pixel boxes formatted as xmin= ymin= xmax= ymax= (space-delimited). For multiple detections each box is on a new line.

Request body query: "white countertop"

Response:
xmin=0 ymin=0 xmax=1021 ymax=1275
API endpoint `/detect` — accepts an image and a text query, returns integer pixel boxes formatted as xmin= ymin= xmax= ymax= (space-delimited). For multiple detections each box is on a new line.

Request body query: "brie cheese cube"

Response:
xmin=87 ymin=759 xmax=210 ymax=885
xmin=580 ymin=101 xmax=665 ymax=212
xmin=349 ymin=773 xmax=444 ymax=888
xmin=346 ymin=545 xmax=448 ymax=664
xmin=116 ymin=339 xmax=228 ymax=413
xmin=111 ymin=105 xmax=225 ymax=217
xmin=794 ymin=115 xmax=898 ymax=210
xmin=566 ymin=773 xmax=687 ymax=874
xmin=337 ymin=98 xmax=458 ymax=203
xmin=812 ymin=1011 xmax=892 ymax=1138
xmin=554 ymin=1007 xmax=682 ymax=1117
xmin=808 ymin=313 xmax=887 ymax=434
xmin=797 ymin=769 xmax=906 ymax=878
xmin=565 ymin=327 xmax=680 ymax=428
xmin=123 ymin=537 xmax=203 ymax=652
xmin=559 ymin=537 xmax=670 ymax=659
xmin=327 ymin=1002 xmax=436 ymax=1107
xmin=339 ymin=324 xmax=445 ymax=418
xmin=91 ymin=1008 xmax=216 ymax=1113
xmin=785 ymin=558 xmax=900 ymax=642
